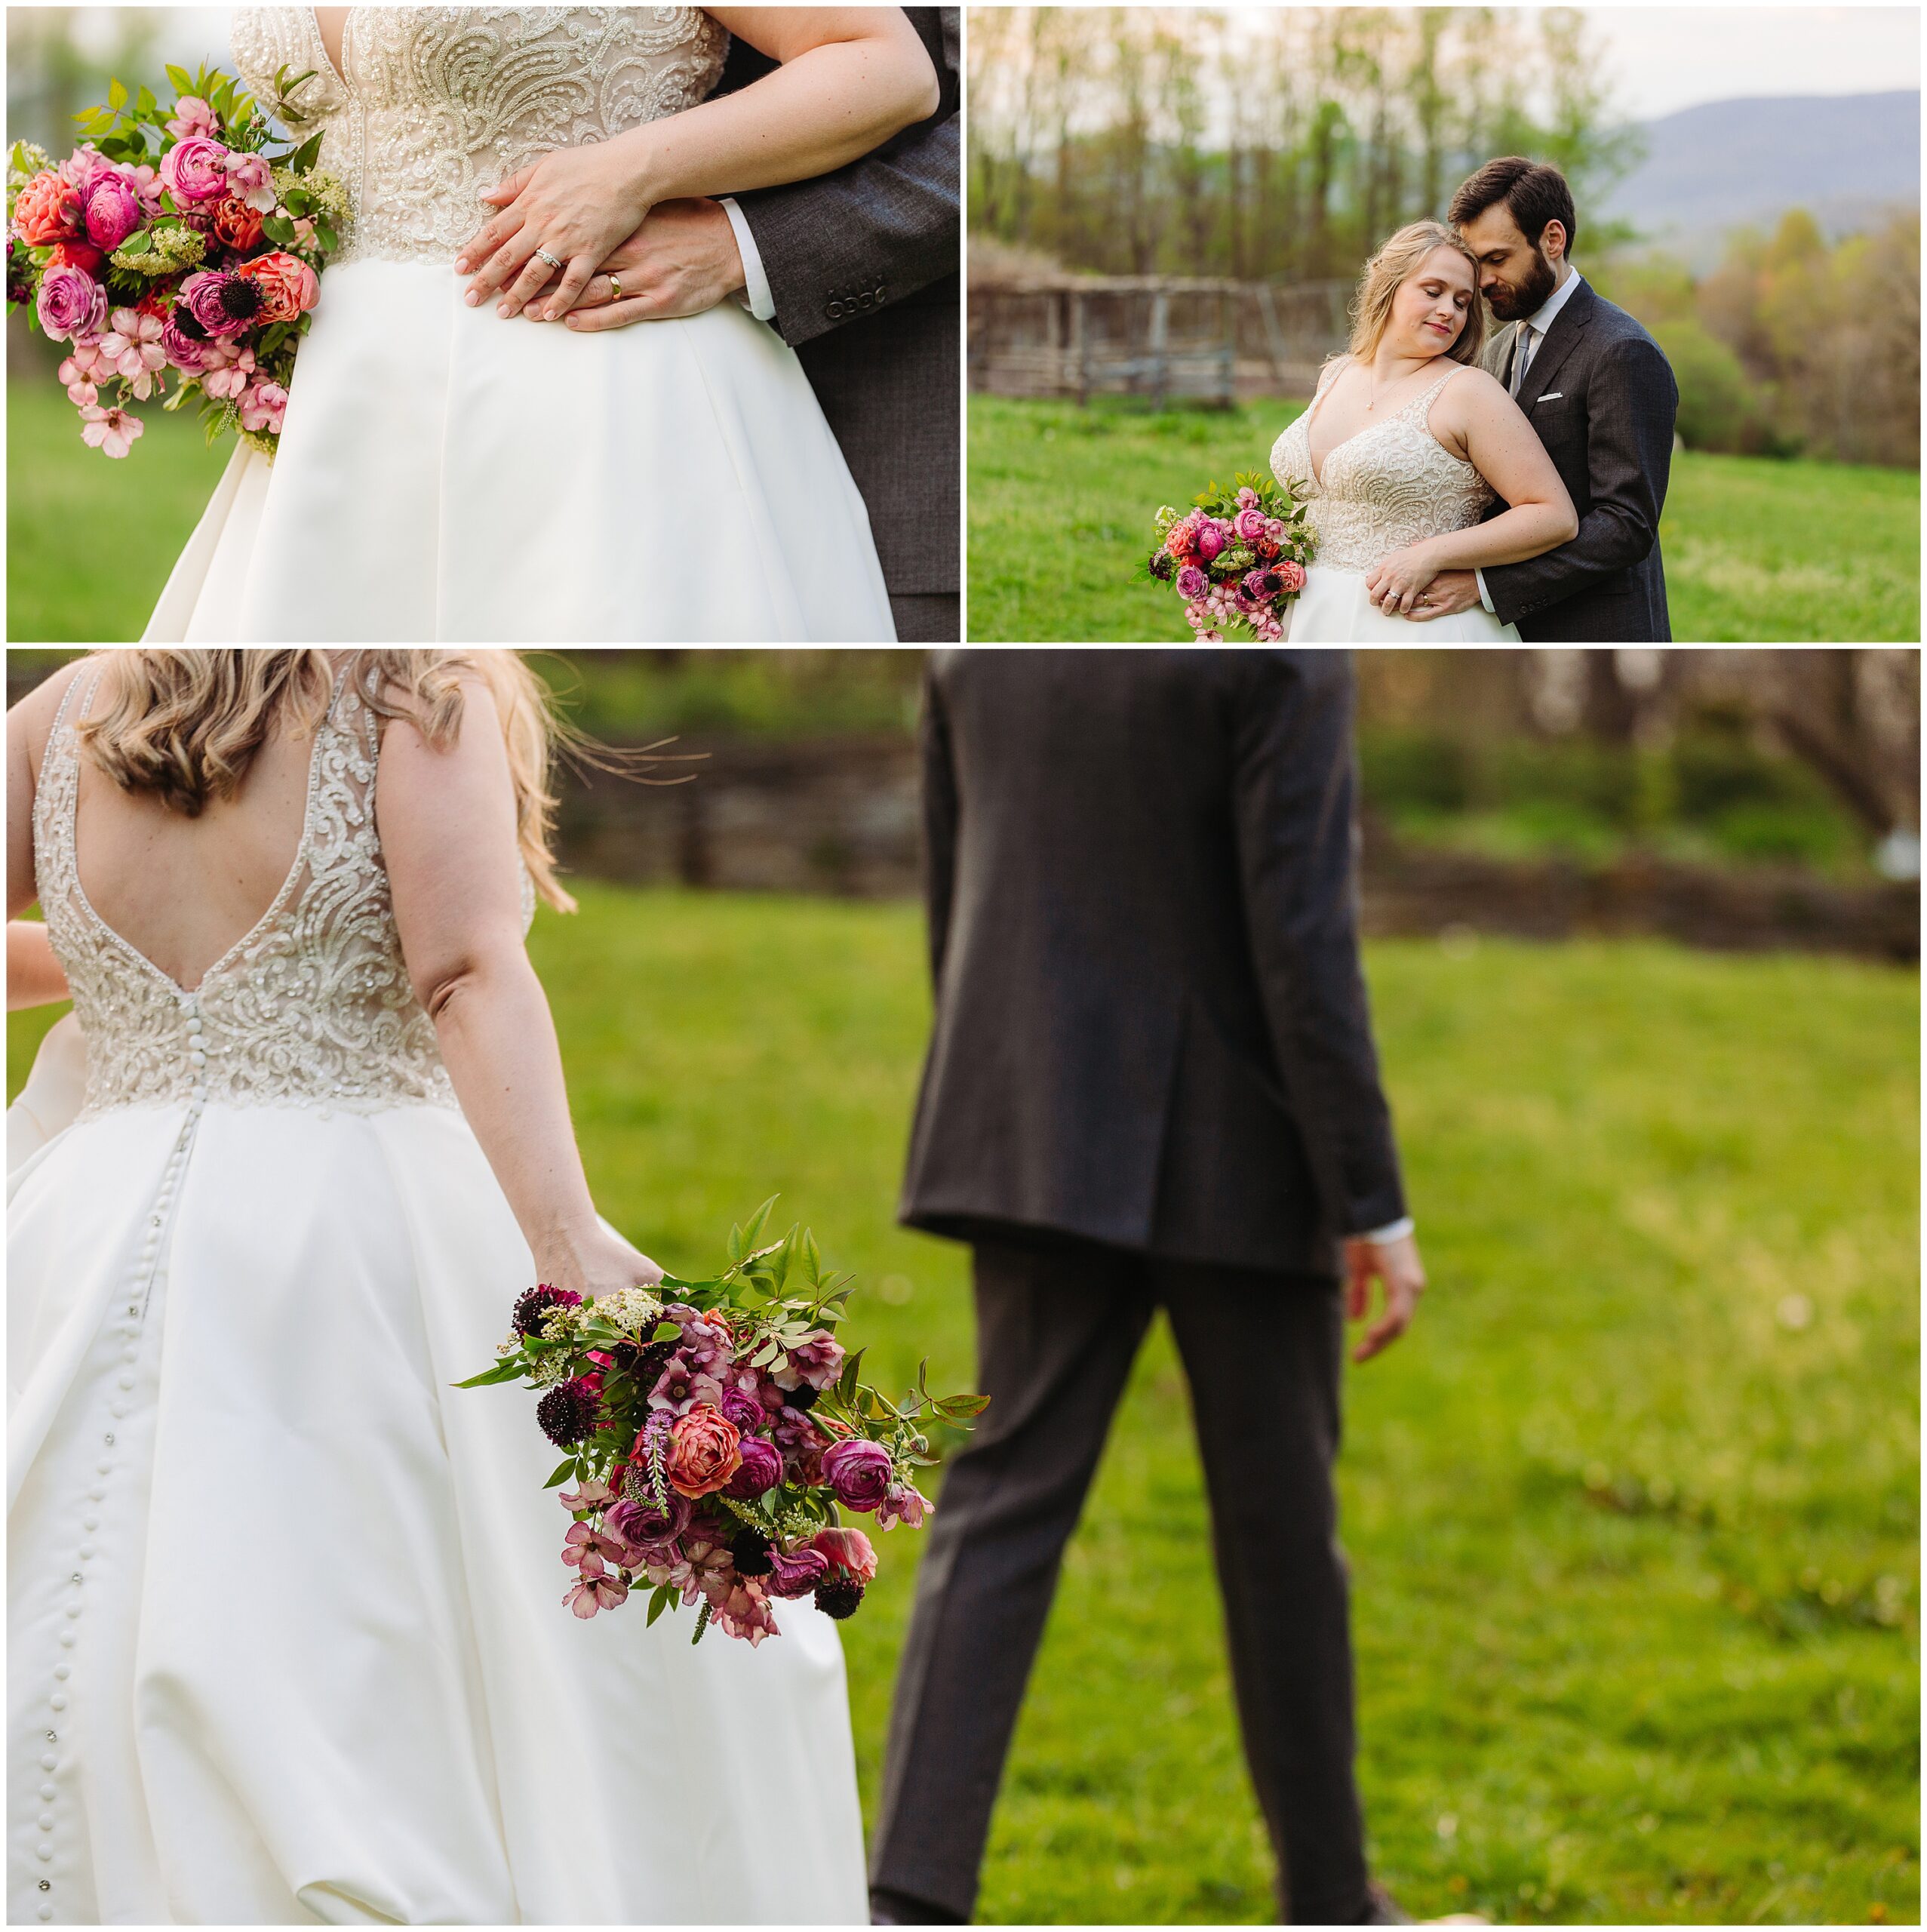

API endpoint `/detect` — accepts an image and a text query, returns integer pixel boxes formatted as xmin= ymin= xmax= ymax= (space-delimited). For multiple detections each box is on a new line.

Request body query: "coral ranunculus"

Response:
xmin=810 ymin=1526 xmax=878 ymax=1583
xmin=14 ymin=171 xmax=81 ymax=245
xmin=663 ymin=1404 xmax=742 ymax=1498
xmin=211 ymin=197 xmax=266 ymax=251
xmin=238 ymin=249 xmax=319 ymax=322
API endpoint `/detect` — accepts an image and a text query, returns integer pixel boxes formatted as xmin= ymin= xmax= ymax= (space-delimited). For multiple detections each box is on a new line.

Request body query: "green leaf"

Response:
xmin=314 ymin=222 xmax=338 ymax=254
xmin=450 ymin=1358 xmax=527 ymax=1389
xmin=290 ymin=130 xmax=324 ymax=174
xmin=165 ymin=63 xmax=195 ymax=97
xmin=936 ymin=1393 xmax=991 ymax=1420
xmin=646 ymin=1583 xmax=674 ymax=1627
xmin=107 ymin=76 xmax=128 ymax=110
xmin=261 ymin=214 xmax=296 ymax=248
xmin=542 ymin=1457 xmax=576 ymax=1489
xmin=649 ymin=1320 xmax=681 ymax=1345
xmin=742 ymin=1196 xmax=778 ymax=1250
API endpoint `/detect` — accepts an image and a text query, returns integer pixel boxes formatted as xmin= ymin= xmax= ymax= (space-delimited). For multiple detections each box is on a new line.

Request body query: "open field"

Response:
xmin=9 ymin=885 xmax=1919 ymax=1923
xmin=966 ymin=395 xmax=1922 ymax=643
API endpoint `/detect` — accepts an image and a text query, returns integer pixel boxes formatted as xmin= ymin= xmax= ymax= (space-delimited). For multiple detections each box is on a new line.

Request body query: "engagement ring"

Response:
xmin=535 ymin=247 xmax=564 ymax=270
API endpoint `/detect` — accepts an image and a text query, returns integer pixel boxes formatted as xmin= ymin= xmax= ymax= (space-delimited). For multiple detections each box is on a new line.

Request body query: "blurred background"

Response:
xmin=965 ymin=5 xmax=1922 ymax=641
xmin=8 ymin=645 xmax=1919 ymax=1924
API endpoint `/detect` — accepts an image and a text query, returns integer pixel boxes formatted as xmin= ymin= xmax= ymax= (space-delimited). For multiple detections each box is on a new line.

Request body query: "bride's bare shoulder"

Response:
xmin=7 ymin=656 xmax=95 ymax=783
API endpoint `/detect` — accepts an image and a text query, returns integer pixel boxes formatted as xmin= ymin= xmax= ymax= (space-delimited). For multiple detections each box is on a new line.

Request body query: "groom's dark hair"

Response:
xmin=1449 ymin=157 xmax=1577 ymax=256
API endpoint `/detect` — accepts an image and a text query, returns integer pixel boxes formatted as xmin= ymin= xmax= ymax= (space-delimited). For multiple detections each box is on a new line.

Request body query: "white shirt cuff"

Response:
xmin=1360 ymin=1216 xmax=1415 ymax=1245
xmin=718 ymin=196 xmax=774 ymax=323
xmin=1474 ymin=568 xmax=1495 ymax=615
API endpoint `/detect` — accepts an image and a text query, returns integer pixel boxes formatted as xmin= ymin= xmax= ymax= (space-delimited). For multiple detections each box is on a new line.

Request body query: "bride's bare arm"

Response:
xmin=378 ymin=681 xmax=662 ymax=1297
xmin=1364 ymin=368 xmax=1578 ymax=617
xmin=8 ymin=922 xmax=69 ymax=1009
xmin=457 ymin=7 xmax=939 ymax=320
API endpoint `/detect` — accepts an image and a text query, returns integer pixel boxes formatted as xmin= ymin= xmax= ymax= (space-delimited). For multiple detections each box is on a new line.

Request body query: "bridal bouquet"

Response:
xmin=457 ymin=1201 xmax=986 ymax=1645
xmin=1141 ymin=473 xmax=1316 ymax=642
xmin=8 ymin=61 xmax=346 ymax=460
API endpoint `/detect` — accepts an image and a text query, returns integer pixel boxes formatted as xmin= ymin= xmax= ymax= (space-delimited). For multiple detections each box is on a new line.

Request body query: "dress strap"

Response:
xmin=1405 ymin=364 xmax=1468 ymax=418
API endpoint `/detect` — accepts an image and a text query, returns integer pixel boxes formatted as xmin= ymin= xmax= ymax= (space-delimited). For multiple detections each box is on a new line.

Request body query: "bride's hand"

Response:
xmin=455 ymin=133 xmax=660 ymax=321
xmin=1364 ymin=543 xmax=1443 ymax=619
xmin=532 ymin=1223 xmax=666 ymax=1297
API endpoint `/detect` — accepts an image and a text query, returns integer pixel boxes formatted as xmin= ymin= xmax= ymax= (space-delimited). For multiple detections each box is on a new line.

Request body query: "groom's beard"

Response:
xmin=1484 ymin=245 xmax=1559 ymax=323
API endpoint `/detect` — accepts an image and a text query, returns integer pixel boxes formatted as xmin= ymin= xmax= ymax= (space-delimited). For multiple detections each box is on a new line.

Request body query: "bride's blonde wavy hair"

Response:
xmin=1345 ymin=220 xmax=1486 ymax=368
xmin=75 ymin=651 xmax=582 ymax=912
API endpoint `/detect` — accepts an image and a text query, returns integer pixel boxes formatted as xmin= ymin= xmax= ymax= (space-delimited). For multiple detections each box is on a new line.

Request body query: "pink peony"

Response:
xmin=1234 ymin=507 xmax=1269 ymax=543
xmin=223 ymin=150 xmax=277 ymax=214
xmin=810 ymin=1526 xmax=878 ymax=1583
xmin=78 ymin=404 xmax=142 ymax=458
xmin=724 ymin=1434 xmax=783 ymax=1499
xmin=13 ymin=171 xmax=81 ymax=245
xmin=663 ymin=1404 xmax=742 ymax=1500
xmin=238 ymin=380 xmax=287 ymax=433
xmin=35 ymin=264 xmax=106 ymax=344
xmin=1175 ymin=564 xmax=1207 ymax=601
xmin=1196 ymin=519 xmax=1229 ymax=563
xmin=82 ymin=172 xmax=142 ymax=251
xmin=165 ymin=96 xmax=220 ymax=142
xmin=160 ymin=134 xmax=232 ymax=204
xmin=822 ymin=1436 xmax=894 ymax=1512
xmin=1237 ymin=485 xmax=1259 ymax=509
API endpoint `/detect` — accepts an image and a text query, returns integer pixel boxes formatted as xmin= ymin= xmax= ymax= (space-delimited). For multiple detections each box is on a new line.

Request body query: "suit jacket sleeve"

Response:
xmin=919 ymin=666 xmax=960 ymax=992
xmin=1230 ymin=654 xmax=1407 ymax=1235
xmin=726 ymin=12 xmax=959 ymax=351
xmin=1480 ymin=333 xmax=1679 ymax=627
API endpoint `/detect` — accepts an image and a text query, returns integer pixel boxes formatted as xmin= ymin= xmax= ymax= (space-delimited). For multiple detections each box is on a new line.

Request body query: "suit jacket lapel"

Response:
xmin=1483 ymin=321 xmax=1519 ymax=388
xmin=1514 ymin=280 xmax=1595 ymax=412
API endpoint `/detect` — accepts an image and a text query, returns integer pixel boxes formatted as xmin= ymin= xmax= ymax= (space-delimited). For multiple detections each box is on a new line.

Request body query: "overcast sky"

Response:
xmin=1585 ymin=5 xmax=1920 ymax=120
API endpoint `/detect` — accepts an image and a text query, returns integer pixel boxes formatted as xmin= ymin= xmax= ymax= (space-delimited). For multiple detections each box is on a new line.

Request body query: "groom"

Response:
xmin=871 ymin=652 xmax=1434 ymax=1927
xmin=1410 ymin=155 xmax=1679 ymax=641
xmin=561 ymin=9 xmax=960 ymax=641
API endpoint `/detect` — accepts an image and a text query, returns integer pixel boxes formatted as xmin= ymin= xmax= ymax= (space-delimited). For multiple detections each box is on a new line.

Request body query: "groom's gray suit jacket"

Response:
xmin=718 ymin=11 xmax=959 ymax=620
xmin=1477 ymin=278 xmax=1679 ymax=641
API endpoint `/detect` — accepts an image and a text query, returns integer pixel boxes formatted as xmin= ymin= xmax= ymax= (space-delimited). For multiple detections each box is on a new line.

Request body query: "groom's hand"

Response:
xmin=1405 ymin=569 xmax=1482 ymax=621
xmin=552 ymin=198 xmax=747 ymax=332
xmin=1345 ymin=1232 xmax=1426 ymax=1362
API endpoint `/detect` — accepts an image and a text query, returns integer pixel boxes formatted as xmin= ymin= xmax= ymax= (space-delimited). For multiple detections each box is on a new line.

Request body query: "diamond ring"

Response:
xmin=534 ymin=247 xmax=564 ymax=270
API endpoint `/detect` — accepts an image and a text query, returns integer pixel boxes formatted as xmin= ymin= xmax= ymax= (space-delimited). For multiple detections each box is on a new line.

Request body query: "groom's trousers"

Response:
xmin=870 ymin=1230 xmax=1370 ymax=1924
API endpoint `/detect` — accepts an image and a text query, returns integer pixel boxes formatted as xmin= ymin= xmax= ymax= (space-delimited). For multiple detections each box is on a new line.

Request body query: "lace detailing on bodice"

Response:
xmin=33 ymin=662 xmax=489 ymax=1120
xmin=1269 ymin=359 xmax=1496 ymax=574
xmin=230 ymin=7 xmax=728 ymax=267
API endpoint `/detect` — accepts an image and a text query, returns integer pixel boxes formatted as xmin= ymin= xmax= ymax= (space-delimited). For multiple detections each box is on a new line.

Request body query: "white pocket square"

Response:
xmin=1535 ymin=392 xmax=1563 ymax=402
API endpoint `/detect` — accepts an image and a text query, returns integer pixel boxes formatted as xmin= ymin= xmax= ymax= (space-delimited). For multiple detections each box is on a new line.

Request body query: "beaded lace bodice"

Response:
xmin=229 ymin=7 xmax=729 ymax=267
xmin=1269 ymin=358 xmax=1496 ymax=574
xmin=32 ymin=662 xmax=532 ymax=1120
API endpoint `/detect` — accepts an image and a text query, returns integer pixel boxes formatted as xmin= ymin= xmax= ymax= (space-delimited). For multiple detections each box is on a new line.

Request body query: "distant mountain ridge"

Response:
xmin=1597 ymin=90 xmax=1919 ymax=266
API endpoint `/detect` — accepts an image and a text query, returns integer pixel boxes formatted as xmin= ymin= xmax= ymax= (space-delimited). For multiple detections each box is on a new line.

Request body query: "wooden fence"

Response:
xmin=969 ymin=277 xmax=1353 ymax=405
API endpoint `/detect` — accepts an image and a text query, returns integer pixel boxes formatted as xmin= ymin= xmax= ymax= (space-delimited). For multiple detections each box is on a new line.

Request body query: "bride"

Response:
xmin=1270 ymin=220 xmax=1577 ymax=641
xmin=142 ymin=9 xmax=940 ymax=644
xmin=7 ymin=651 xmax=868 ymax=1924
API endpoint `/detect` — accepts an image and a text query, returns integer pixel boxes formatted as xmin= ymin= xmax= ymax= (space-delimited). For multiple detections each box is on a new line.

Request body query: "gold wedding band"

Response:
xmin=607 ymin=274 xmax=622 ymax=302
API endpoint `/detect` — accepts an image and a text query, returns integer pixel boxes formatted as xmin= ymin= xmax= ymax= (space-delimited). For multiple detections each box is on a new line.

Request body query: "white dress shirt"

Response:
xmin=718 ymin=196 xmax=777 ymax=322
xmin=1477 ymin=266 xmax=1584 ymax=614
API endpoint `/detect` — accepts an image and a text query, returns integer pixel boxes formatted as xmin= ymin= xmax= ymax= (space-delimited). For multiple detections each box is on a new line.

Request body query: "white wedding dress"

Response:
xmin=1269 ymin=357 xmax=1521 ymax=641
xmin=8 ymin=660 xmax=869 ymax=1924
xmin=142 ymin=7 xmax=894 ymax=643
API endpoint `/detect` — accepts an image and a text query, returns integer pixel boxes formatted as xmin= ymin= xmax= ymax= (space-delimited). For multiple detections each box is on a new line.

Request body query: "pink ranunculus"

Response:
xmin=810 ymin=1526 xmax=878 ymax=1583
xmin=239 ymin=248 xmax=318 ymax=325
xmin=1234 ymin=507 xmax=1268 ymax=543
xmin=1174 ymin=564 xmax=1207 ymax=601
xmin=160 ymin=134 xmax=232 ymax=204
xmin=724 ymin=1433 xmax=783 ymax=1499
xmin=238 ymin=380 xmax=287 ymax=433
xmin=764 ymin=1542 xmax=829 ymax=1598
xmin=1275 ymin=559 xmax=1308 ymax=593
xmin=875 ymin=1481 xmax=931 ymax=1531
xmin=14 ymin=171 xmax=81 ymax=245
xmin=1195 ymin=519 xmax=1228 ymax=562
xmin=82 ymin=172 xmax=142 ymax=251
xmin=663 ymin=1403 xmax=742 ymax=1500
xmin=223 ymin=149 xmax=277 ymax=214
xmin=165 ymin=96 xmax=220 ymax=142
xmin=604 ymin=1491 xmax=691 ymax=1554
xmin=79 ymin=404 xmax=143 ymax=458
xmin=822 ymin=1437 xmax=894 ymax=1512
xmin=35 ymin=263 xmax=107 ymax=345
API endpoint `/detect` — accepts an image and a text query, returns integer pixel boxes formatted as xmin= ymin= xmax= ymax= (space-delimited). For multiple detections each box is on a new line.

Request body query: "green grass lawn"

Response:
xmin=967 ymin=395 xmax=1922 ymax=643
xmin=9 ymin=885 xmax=1918 ymax=1924
xmin=8 ymin=373 xmax=230 ymax=643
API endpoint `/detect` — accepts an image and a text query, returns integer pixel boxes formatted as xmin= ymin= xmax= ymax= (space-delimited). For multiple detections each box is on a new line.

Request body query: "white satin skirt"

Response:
xmin=1286 ymin=565 xmax=1520 ymax=641
xmin=8 ymin=1082 xmax=868 ymax=1924
xmin=142 ymin=257 xmax=895 ymax=643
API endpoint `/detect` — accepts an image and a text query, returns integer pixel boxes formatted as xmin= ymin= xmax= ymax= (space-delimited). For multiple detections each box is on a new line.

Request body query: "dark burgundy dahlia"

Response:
xmin=536 ymin=1376 xmax=601 ymax=1447
xmin=513 ymin=1284 xmax=582 ymax=1338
